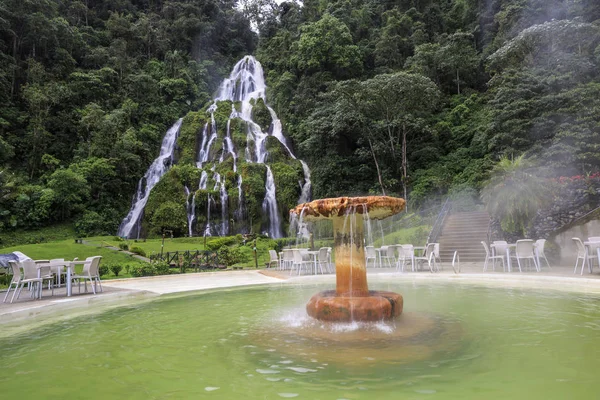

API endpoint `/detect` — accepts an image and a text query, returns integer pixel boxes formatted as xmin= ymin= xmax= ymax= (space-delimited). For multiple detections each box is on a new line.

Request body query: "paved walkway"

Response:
xmin=2 ymin=262 xmax=600 ymax=334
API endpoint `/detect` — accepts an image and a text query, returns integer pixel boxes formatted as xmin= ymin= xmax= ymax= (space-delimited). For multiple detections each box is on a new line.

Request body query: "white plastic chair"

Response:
xmin=399 ymin=244 xmax=415 ymax=271
xmin=281 ymin=249 xmax=294 ymax=271
xmin=13 ymin=259 xmax=43 ymax=302
xmin=513 ymin=239 xmax=538 ymax=272
xmin=365 ymin=246 xmax=376 ymax=268
xmin=482 ymin=241 xmax=506 ymax=272
xmin=491 ymin=241 xmax=508 ymax=271
xmin=3 ymin=261 xmax=22 ymax=303
xmin=432 ymin=243 xmax=442 ymax=269
xmin=414 ymin=243 xmax=436 ymax=272
xmin=267 ymin=250 xmax=278 ymax=268
xmin=573 ymin=238 xmax=597 ymax=275
xmin=317 ymin=247 xmax=330 ymax=274
xmin=291 ymin=249 xmax=309 ymax=275
xmin=378 ymin=246 xmax=393 ymax=267
xmin=534 ymin=239 xmax=551 ymax=270
xmin=71 ymin=256 xmax=103 ymax=294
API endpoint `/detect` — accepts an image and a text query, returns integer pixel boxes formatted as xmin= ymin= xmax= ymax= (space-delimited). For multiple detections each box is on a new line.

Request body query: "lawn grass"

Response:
xmin=0 ymin=223 xmax=76 ymax=248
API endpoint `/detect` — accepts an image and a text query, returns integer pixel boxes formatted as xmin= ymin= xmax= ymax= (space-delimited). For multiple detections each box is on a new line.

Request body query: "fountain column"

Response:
xmin=332 ymin=215 xmax=368 ymax=297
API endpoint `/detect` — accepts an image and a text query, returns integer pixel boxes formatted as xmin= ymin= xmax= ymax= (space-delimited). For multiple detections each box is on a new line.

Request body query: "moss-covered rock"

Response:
xmin=170 ymin=164 xmax=201 ymax=189
xmin=177 ymin=111 xmax=206 ymax=165
xmin=265 ymin=136 xmax=292 ymax=164
xmin=240 ymin=163 xmax=267 ymax=233
xmin=251 ymin=98 xmax=272 ymax=132
xmin=212 ymin=100 xmax=234 ymax=132
xmin=270 ymin=161 xmax=303 ymax=229
xmin=144 ymin=169 xmax=187 ymax=235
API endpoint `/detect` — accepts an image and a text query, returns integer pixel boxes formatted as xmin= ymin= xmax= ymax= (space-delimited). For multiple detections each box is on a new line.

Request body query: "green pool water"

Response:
xmin=2 ymin=280 xmax=600 ymax=399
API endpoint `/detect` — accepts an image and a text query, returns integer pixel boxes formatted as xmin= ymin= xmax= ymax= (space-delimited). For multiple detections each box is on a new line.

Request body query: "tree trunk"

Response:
xmin=368 ymin=137 xmax=386 ymax=196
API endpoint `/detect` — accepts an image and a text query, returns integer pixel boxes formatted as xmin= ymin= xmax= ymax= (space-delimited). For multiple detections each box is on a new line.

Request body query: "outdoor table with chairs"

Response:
xmin=487 ymin=239 xmax=547 ymax=272
xmin=367 ymin=243 xmax=440 ymax=272
xmin=3 ymin=256 xmax=103 ymax=304
xmin=276 ymin=247 xmax=331 ymax=275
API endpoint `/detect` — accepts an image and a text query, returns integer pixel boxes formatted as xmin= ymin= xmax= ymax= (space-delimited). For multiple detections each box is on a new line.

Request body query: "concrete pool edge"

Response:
xmin=3 ymin=269 xmax=600 ymax=336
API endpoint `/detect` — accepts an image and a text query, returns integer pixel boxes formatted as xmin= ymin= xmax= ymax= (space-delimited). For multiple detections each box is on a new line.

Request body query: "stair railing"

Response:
xmin=426 ymin=198 xmax=452 ymax=245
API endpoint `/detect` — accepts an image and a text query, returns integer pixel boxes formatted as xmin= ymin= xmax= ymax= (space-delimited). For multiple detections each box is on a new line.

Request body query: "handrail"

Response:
xmin=553 ymin=205 xmax=600 ymax=236
xmin=150 ymin=249 xmax=220 ymax=270
xmin=426 ymin=198 xmax=452 ymax=244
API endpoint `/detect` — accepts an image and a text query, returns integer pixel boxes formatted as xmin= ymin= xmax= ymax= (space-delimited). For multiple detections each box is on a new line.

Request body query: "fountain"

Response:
xmin=290 ymin=195 xmax=406 ymax=322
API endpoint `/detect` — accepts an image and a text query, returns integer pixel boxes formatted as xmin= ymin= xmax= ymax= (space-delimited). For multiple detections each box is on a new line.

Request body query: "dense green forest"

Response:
xmin=1 ymin=0 xmax=600 ymax=239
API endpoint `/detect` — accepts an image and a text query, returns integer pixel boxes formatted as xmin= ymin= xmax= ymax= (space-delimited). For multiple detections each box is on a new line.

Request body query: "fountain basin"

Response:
xmin=306 ymin=290 xmax=403 ymax=322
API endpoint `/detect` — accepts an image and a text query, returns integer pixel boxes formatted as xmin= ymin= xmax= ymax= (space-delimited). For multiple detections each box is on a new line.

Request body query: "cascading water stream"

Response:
xmin=204 ymin=194 xmax=214 ymax=237
xmin=199 ymin=171 xmax=208 ymax=190
xmin=184 ymin=186 xmax=196 ymax=237
xmin=298 ymin=160 xmax=312 ymax=204
xmin=118 ymin=118 xmax=183 ymax=238
xmin=262 ymin=165 xmax=283 ymax=238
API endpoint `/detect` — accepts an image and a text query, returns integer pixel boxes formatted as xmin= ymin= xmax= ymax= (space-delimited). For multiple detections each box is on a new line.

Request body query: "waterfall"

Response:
xmin=262 ymin=165 xmax=283 ymax=238
xmin=199 ymin=170 xmax=208 ymax=190
xmin=196 ymin=123 xmax=208 ymax=168
xmin=197 ymin=109 xmax=217 ymax=168
xmin=184 ymin=186 xmax=196 ymax=237
xmin=204 ymin=194 xmax=214 ymax=236
xmin=220 ymin=179 xmax=229 ymax=236
xmin=118 ymin=118 xmax=183 ymax=238
xmin=298 ymin=160 xmax=312 ymax=204
xmin=119 ymin=56 xmax=312 ymax=238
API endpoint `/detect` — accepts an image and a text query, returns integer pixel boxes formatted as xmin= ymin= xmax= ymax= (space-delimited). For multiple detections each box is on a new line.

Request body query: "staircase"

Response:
xmin=438 ymin=211 xmax=490 ymax=262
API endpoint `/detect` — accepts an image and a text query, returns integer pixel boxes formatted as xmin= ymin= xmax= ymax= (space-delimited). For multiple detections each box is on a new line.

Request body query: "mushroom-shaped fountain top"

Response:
xmin=290 ymin=196 xmax=406 ymax=221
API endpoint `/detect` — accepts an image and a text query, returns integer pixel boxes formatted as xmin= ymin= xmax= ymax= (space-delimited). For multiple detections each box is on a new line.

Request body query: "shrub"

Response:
xmin=129 ymin=246 xmax=146 ymax=257
xmin=206 ymin=236 xmax=238 ymax=250
xmin=125 ymin=264 xmax=132 ymax=275
xmin=98 ymin=264 xmax=109 ymax=277
xmin=110 ymin=264 xmax=123 ymax=277
xmin=153 ymin=261 xmax=171 ymax=275
xmin=217 ymin=246 xmax=248 ymax=266
xmin=118 ymin=242 xmax=129 ymax=251
xmin=130 ymin=263 xmax=157 ymax=277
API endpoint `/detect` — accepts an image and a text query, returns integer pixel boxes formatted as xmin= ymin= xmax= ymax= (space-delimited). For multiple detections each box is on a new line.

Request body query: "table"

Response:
xmin=36 ymin=260 xmax=74 ymax=296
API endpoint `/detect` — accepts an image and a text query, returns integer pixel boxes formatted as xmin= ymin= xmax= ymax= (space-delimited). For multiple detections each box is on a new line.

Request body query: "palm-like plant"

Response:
xmin=481 ymin=155 xmax=550 ymax=235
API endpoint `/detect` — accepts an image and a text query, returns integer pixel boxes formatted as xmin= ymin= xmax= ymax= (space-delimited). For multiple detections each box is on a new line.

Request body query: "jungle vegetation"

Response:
xmin=1 ymin=0 xmax=599 ymax=240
